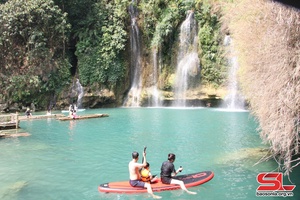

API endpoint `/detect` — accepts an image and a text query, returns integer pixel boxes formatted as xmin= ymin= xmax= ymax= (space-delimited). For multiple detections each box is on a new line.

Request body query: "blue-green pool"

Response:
xmin=0 ymin=108 xmax=299 ymax=199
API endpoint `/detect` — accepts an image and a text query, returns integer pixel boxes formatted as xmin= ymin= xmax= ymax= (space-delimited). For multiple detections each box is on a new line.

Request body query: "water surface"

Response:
xmin=0 ymin=108 xmax=299 ymax=199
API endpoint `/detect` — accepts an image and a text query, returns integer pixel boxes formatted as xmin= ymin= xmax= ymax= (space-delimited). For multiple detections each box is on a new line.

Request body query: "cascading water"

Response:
xmin=222 ymin=35 xmax=245 ymax=110
xmin=70 ymin=79 xmax=84 ymax=109
xmin=173 ymin=11 xmax=200 ymax=107
xmin=123 ymin=0 xmax=142 ymax=107
xmin=147 ymin=48 xmax=162 ymax=107
xmin=75 ymin=79 xmax=84 ymax=109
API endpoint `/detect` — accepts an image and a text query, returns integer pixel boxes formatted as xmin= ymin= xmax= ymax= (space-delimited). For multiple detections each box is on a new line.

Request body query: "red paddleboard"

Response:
xmin=98 ymin=171 xmax=214 ymax=193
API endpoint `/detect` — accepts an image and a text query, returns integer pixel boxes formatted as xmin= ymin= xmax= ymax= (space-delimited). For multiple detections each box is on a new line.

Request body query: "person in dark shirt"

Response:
xmin=25 ymin=108 xmax=32 ymax=118
xmin=160 ymin=153 xmax=197 ymax=195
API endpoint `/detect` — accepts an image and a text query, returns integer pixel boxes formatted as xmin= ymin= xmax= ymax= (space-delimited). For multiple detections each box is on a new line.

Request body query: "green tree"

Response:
xmin=196 ymin=1 xmax=226 ymax=87
xmin=0 ymin=0 xmax=71 ymax=106
xmin=75 ymin=0 xmax=128 ymax=87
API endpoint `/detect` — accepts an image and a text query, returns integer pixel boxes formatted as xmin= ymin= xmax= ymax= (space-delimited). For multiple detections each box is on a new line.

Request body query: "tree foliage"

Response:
xmin=75 ymin=0 xmax=128 ymax=87
xmin=197 ymin=1 xmax=226 ymax=87
xmin=0 ymin=0 xmax=228 ymax=108
xmin=0 ymin=0 xmax=70 ymax=105
xmin=138 ymin=0 xmax=182 ymax=49
xmin=138 ymin=0 xmax=225 ymax=88
xmin=139 ymin=0 xmax=165 ymax=47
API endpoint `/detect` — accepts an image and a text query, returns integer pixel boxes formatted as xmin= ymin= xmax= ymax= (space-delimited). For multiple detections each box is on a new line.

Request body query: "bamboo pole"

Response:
xmin=15 ymin=112 xmax=19 ymax=129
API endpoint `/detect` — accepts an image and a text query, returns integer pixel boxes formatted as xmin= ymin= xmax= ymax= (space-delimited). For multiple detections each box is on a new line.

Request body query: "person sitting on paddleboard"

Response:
xmin=129 ymin=151 xmax=161 ymax=199
xmin=160 ymin=153 xmax=197 ymax=195
xmin=141 ymin=162 xmax=158 ymax=183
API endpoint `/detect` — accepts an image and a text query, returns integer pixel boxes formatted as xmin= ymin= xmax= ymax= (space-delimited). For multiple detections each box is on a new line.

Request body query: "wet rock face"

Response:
xmin=0 ymin=102 xmax=24 ymax=113
xmin=0 ymin=88 xmax=119 ymax=112
xmin=82 ymin=93 xmax=117 ymax=108
xmin=59 ymin=88 xmax=118 ymax=109
xmin=0 ymin=103 xmax=8 ymax=112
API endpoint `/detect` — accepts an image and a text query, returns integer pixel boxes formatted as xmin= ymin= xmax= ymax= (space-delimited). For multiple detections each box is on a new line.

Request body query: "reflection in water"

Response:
xmin=68 ymin=120 xmax=76 ymax=140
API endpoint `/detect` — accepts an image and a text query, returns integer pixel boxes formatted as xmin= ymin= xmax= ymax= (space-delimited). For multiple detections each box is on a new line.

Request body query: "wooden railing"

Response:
xmin=0 ymin=113 xmax=19 ymax=129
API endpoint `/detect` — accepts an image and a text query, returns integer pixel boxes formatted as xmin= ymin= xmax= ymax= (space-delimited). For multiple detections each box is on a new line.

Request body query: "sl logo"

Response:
xmin=256 ymin=172 xmax=296 ymax=191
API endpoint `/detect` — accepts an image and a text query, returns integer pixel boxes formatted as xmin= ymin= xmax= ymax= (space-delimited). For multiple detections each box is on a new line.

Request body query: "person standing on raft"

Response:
xmin=160 ymin=153 xmax=197 ymax=195
xmin=128 ymin=151 xmax=161 ymax=199
xmin=25 ymin=108 xmax=32 ymax=118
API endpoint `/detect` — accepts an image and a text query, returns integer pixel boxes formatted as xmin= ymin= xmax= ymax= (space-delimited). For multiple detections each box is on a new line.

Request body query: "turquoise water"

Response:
xmin=0 ymin=108 xmax=299 ymax=200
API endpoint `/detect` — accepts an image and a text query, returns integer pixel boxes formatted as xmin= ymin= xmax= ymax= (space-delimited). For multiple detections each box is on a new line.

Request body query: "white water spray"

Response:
xmin=222 ymin=35 xmax=245 ymax=110
xmin=75 ymin=79 xmax=84 ymax=109
xmin=173 ymin=11 xmax=200 ymax=107
xmin=123 ymin=0 xmax=142 ymax=107
xmin=147 ymin=48 xmax=162 ymax=107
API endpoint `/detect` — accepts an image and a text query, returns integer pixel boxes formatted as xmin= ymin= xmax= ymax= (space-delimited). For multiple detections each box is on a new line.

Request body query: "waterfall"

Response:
xmin=123 ymin=0 xmax=142 ymax=107
xmin=75 ymin=79 xmax=84 ymax=109
xmin=173 ymin=11 xmax=200 ymax=107
xmin=222 ymin=35 xmax=245 ymax=110
xmin=147 ymin=48 xmax=162 ymax=107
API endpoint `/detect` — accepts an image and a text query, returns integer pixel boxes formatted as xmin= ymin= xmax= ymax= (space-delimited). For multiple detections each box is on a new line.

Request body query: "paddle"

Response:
xmin=141 ymin=146 xmax=158 ymax=179
xmin=140 ymin=146 xmax=147 ymax=174
xmin=142 ymin=146 xmax=147 ymax=163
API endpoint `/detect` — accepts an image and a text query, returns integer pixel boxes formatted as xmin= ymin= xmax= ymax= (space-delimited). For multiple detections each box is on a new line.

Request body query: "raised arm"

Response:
xmin=142 ymin=146 xmax=147 ymax=167
xmin=142 ymin=149 xmax=147 ymax=167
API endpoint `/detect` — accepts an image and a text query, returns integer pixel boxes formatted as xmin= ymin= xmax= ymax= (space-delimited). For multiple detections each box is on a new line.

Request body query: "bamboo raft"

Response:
xmin=0 ymin=131 xmax=30 ymax=138
xmin=19 ymin=114 xmax=65 ymax=120
xmin=58 ymin=113 xmax=109 ymax=121
xmin=1 ymin=114 xmax=66 ymax=130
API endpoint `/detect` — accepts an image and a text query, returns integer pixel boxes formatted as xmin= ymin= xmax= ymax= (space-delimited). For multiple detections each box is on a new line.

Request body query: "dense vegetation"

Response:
xmin=197 ymin=2 xmax=226 ymax=87
xmin=138 ymin=0 xmax=225 ymax=88
xmin=0 ymin=0 xmax=70 ymax=107
xmin=72 ymin=0 xmax=128 ymax=87
xmin=0 ymin=0 xmax=225 ymax=107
